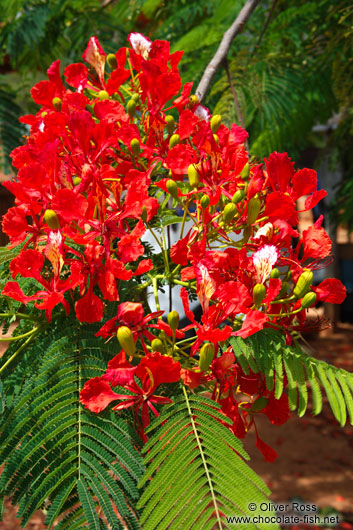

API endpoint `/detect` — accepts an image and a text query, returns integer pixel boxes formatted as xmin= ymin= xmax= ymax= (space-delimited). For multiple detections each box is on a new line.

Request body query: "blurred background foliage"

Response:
xmin=0 ymin=0 xmax=352 ymax=228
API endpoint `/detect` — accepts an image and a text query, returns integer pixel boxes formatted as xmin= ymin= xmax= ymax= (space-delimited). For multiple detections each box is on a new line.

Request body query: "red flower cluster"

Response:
xmin=2 ymin=33 xmax=346 ymax=457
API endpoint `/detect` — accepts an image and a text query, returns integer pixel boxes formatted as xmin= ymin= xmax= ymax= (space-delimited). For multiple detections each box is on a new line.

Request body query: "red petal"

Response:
xmin=80 ymin=377 xmax=121 ymax=413
xmin=256 ymin=435 xmax=278 ymax=462
xmin=75 ymin=288 xmax=104 ymax=323
xmin=313 ymin=278 xmax=346 ymax=304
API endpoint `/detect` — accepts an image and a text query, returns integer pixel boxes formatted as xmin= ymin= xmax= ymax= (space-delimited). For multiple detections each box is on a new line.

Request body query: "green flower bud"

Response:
xmin=300 ymin=291 xmax=317 ymax=309
xmin=43 ymin=209 xmax=60 ymax=230
xmin=117 ymin=326 xmax=136 ymax=356
xmin=253 ymin=283 xmax=266 ymax=307
xmin=198 ymin=342 xmax=215 ymax=371
xmin=72 ymin=176 xmax=82 ymax=186
xmin=223 ymin=203 xmax=237 ymax=224
xmin=270 ymin=268 xmax=280 ymax=279
xmin=293 ymin=270 xmax=314 ymax=298
xmin=130 ymin=138 xmax=140 ymax=155
xmin=247 ymin=197 xmax=261 ymax=225
xmin=167 ymin=310 xmax=180 ymax=331
xmin=232 ymin=189 xmax=246 ymax=204
xmin=52 ymin=97 xmax=62 ymax=111
xmin=165 ymin=115 xmax=175 ymax=134
xmin=127 ymin=99 xmax=137 ymax=118
xmin=106 ymin=53 xmax=117 ymax=69
xmin=188 ymin=164 xmax=199 ymax=188
xmin=240 ymin=163 xmax=250 ymax=180
xmin=188 ymin=94 xmax=199 ymax=107
xmin=213 ymin=134 xmax=219 ymax=144
xmin=131 ymin=93 xmax=140 ymax=102
xmin=98 ymin=90 xmax=109 ymax=100
xmin=141 ymin=205 xmax=148 ymax=223
xmin=166 ymin=179 xmax=179 ymax=199
xmin=151 ymin=338 xmax=164 ymax=353
xmin=251 ymin=397 xmax=268 ymax=412
xmin=200 ymin=195 xmax=210 ymax=209
xmin=169 ymin=134 xmax=180 ymax=149
xmin=210 ymin=114 xmax=222 ymax=133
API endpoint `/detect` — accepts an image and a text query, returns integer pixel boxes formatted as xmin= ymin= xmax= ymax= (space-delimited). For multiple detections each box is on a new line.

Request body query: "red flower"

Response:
xmin=81 ymin=352 xmax=180 ymax=440
xmin=165 ymin=144 xmax=198 ymax=176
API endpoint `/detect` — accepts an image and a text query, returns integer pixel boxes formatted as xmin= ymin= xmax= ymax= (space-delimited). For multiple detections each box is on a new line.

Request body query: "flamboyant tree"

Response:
xmin=0 ymin=31 xmax=351 ymax=529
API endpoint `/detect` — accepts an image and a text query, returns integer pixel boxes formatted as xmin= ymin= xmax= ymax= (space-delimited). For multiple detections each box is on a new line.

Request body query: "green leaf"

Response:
xmin=228 ymin=329 xmax=353 ymax=425
xmin=0 ymin=322 xmax=144 ymax=528
xmin=138 ymin=390 xmax=278 ymax=530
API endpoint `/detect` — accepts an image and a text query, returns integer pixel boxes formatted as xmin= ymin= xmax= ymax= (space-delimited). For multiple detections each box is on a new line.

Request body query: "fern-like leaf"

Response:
xmin=138 ymin=390 xmax=279 ymax=530
xmin=229 ymin=329 xmax=353 ymax=425
xmin=0 ymin=322 xmax=144 ymax=529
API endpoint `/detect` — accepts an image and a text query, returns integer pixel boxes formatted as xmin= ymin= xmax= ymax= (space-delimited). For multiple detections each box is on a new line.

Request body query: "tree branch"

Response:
xmin=196 ymin=0 xmax=261 ymax=102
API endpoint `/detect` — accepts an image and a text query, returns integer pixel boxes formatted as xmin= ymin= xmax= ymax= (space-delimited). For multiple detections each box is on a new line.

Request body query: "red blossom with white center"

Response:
xmin=252 ymin=244 xmax=279 ymax=283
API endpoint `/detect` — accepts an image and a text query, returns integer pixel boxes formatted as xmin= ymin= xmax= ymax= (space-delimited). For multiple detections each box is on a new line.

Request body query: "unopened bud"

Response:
xmin=240 ymin=163 xmax=250 ymax=180
xmin=130 ymin=138 xmax=140 ymax=155
xmin=98 ymin=90 xmax=109 ymax=100
xmin=127 ymin=99 xmax=136 ymax=118
xmin=141 ymin=205 xmax=148 ymax=223
xmin=117 ymin=326 xmax=136 ymax=356
xmin=167 ymin=310 xmax=179 ymax=331
xmin=72 ymin=176 xmax=82 ymax=186
xmin=188 ymin=164 xmax=199 ymax=188
xmin=223 ymin=203 xmax=237 ymax=224
xmin=169 ymin=134 xmax=180 ymax=149
xmin=151 ymin=338 xmax=164 ymax=353
xmin=131 ymin=93 xmax=140 ymax=102
xmin=300 ymin=291 xmax=317 ymax=309
xmin=43 ymin=209 xmax=60 ymax=230
xmin=188 ymin=95 xmax=199 ymax=107
xmin=232 ymin=189 xmax=246 ymax=204
xmin=247 ymin=197 xmax=261 ymax=225
xmin=52 ymin=97 xmax=62 ymax=111
xmin=198 ymin=342 xmax=215 ymax=371
xmin=106 ymin=53 xmax=117 ymax=69
xmin=200 ymin=195 xmax=210 ymax=209
xmin=166 ymin=179 xmax=179 ymax=199
xmin=293 ymin=270 xmax=314 ymax=298
xmin=253 ymin=283 xmax=266 ymax=307
xmin=165 ymin=115 xmax=175 ymax=134
xmin=270 ymin=268 xmax=280 ymax=279
xmin=251 ymin=397 xmax=268 ymax=412
xmin=210 ymin=114 xmax=222 ymax=133
xmin=213 ymin=134 xmax=219 ymax=144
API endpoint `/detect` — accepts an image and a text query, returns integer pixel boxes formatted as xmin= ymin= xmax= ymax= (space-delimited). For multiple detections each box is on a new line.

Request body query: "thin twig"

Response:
xmin=196 ymin=0 xmax=261 ymax=102
xmin=251 ymin=0 xmax=278 ymax=57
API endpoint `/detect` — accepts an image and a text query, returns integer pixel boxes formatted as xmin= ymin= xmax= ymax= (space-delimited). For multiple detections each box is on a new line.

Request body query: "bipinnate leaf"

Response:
xmin=138 ymin=389 xmax=279 ymax=530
